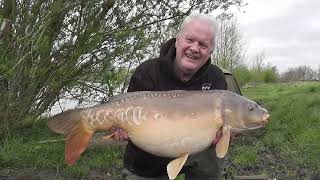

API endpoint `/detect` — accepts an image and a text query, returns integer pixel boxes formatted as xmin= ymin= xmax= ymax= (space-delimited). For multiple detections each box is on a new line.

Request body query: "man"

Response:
xmin=115 ymin=13 xmax=227 ymax=180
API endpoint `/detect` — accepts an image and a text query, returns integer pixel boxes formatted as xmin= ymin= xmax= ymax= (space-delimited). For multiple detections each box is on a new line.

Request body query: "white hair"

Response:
xmin=178 ymin=13 xmax=218 ymax=50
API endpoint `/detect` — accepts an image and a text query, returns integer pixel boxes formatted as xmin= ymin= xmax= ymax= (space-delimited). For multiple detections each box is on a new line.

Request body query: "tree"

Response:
xmin=0 ymin=0 xmax=245 ymax=139
xmin=248 ymin=51 xmax=279 ymax=83
xmin=233 ymin=65 xmax=252 ymax=87
xmin=280 ymin=65 xmax=317 ymax=82
xmin=251 ymin=51 xmax=266 ymax=72
xmin=212 ymin=17 xmax=246 ymax=71
xmin=263 ymin=63 xmax=279 ymax=83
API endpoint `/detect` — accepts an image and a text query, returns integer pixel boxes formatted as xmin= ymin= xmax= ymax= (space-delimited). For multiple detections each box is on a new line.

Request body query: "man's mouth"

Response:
xmin=186 ymin=54 xmax=199 ymax=60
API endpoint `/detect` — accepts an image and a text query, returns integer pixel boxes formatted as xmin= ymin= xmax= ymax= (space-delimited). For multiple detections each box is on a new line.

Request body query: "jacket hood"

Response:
xmin=158 ymin=38 xmax=212 ymax=83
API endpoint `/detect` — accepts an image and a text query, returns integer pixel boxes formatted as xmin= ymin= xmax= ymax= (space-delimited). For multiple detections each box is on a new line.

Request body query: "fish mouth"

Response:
xmin=231 ymin=113 xmax=270 ymax=133
xmin=261 ymin=113 xmax=270 ymax=125
xmin=231 ymin=125 xmax=264 ymax=133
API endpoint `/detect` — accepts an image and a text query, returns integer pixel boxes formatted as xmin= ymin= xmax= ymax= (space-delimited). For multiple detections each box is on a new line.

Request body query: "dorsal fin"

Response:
xmin=107 ymin=90 xmax=188 ymax=103
xmin=107 ymin=91 xmax=151 ymax=103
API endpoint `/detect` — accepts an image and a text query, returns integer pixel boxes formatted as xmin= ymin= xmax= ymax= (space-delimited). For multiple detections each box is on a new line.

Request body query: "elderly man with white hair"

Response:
xmin=115 ymin=13 xmax=227 ymax=180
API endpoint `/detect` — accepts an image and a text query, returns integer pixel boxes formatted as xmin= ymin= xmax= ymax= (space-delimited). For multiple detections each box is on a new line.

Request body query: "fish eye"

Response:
xmin=248 ymin=106 xmax=254 ymax=111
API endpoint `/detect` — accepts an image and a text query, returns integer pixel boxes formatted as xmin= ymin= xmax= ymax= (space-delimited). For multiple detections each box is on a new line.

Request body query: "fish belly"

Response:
xmin=128 ymin=119 xmax=218 ymax=158
xmin=110 ymin=90 xmax=223 ymax=157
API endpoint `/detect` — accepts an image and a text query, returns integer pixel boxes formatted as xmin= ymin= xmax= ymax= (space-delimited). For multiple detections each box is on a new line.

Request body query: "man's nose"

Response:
xmin=189 ymin=43 xmax=200 ymax=53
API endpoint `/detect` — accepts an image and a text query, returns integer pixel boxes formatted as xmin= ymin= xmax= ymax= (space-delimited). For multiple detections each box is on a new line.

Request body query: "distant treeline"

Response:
xmin=280 ymin=65 xmax=319 ymax=82
xmin=230 ymin=65 xmax=319 ymax=87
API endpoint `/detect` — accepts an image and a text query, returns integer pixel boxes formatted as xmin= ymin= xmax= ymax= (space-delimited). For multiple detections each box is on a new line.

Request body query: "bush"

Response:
xmin=233 ymin=66 xmax=253 ymax=87
xmin=263 ymin=68 xmax=279 ymax=83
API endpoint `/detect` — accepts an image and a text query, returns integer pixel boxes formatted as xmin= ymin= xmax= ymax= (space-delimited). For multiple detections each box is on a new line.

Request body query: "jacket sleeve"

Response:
xmin=127 ymin=63 xmax=155 ymax=92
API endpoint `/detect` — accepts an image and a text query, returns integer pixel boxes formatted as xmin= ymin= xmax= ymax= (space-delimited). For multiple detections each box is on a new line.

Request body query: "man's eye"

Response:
xmin=186 ymin=38 xmax=193 ymax=42
xmin=200 ymin=44 xmax=208 ymax=48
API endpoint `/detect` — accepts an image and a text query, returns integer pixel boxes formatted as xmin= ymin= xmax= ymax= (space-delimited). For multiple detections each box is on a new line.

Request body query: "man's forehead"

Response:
xmin=181 ymin=30 xmax=214 ymax=45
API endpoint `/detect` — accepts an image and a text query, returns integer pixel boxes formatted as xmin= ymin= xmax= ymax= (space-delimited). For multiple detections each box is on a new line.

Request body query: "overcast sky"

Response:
xmin=231 ymin=0 xmax=320 ymax=73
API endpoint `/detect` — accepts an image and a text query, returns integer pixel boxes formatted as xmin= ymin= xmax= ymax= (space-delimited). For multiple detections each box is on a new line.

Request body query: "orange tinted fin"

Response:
xmin=216 ymin=125 xmax=231 ymax=158
xmin=65 ymin=122 xmax=93 ymax=165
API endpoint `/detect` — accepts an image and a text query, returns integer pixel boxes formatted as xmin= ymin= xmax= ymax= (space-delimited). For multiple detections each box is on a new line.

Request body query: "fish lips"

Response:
xmin=231 ymin=124 xmax=265 ymax=133
xmin=261 ymin=113 xmax=270 ymax=125
xmin=231 ymin=113 xmax=270 ymax=133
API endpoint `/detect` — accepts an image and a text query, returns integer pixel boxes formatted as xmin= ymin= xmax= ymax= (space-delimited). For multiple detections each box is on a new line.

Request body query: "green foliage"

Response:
xmin=0 ymin=120 xmax=124 ymax=178
xmin=0 ymin=120 xmax=65 ymax=169
xmin=0 ymin=0 xmax=245 ymax=139
xmin=232 ymin=65 xmax=253 ymax=87
xmin=263 ymin=68 xmax=278 ymax=83
xmin=231 ymin=63 xmax=279 ymax=87
xmin=250 ymin=68 xmax=279 ymax=83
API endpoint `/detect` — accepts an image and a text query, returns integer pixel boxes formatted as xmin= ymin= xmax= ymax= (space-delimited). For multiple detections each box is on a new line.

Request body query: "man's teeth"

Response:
xmin=186 ymin=54 xmax=198 ymax=59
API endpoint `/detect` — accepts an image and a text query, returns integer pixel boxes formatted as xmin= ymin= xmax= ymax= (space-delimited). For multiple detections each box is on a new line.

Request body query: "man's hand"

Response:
xmin=110 ymin=127 xmax=129 ymax=141
xmin=212 ymin=129 xmax=238 ymax=145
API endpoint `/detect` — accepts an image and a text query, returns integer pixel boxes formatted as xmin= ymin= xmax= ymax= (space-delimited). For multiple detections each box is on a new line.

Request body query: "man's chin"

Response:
xmin=181 ymin=67 xmax=197 ymax=75
xmin=181 ymin=63 xmax=198 ymax=73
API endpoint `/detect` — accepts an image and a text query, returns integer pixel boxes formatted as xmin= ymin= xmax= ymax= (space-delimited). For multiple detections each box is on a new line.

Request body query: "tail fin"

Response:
xmin=47 ymin=109 xmax=85 ymax=135
xmin=47 ymin=109 xmax=94 ymax=165
xmin=65 ymin=122 xmax=93 ymax=165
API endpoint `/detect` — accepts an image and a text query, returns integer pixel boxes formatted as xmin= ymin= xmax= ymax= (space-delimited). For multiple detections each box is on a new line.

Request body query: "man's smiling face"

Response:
xmin=175 ymin=20 xmax=215 ymax=77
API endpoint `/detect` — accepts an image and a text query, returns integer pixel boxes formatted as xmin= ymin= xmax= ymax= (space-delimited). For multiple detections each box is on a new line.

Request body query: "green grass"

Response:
xmin=1 ymin=81 xmax=319 ymax=179
xmin=226 ymin=81 xmax=320 ymax=179
xmin=0 ymin=120 xmax=124 ymax=179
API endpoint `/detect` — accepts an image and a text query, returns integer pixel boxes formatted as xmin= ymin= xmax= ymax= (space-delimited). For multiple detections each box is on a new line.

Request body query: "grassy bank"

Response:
xmin=223 ymin=81 xmax=320 ymax=179
xmin=1 ymin=82 xmax=319 ymax=179
xmin=0 ymin=120 xmax=124 ymax=179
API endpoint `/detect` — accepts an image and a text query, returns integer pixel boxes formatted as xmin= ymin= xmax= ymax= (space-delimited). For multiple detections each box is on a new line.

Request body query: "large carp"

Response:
xmin=48 ymin=90 xmax=269 ymax=179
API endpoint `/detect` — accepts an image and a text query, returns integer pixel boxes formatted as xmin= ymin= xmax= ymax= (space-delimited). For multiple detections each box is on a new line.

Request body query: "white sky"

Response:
xmin=231 ymin=0 xmax=320 ymax=73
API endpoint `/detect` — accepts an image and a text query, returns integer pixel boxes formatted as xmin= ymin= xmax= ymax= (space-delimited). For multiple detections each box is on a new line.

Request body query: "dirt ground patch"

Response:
xmin=221 ymin=145 xmax=320 ymax=180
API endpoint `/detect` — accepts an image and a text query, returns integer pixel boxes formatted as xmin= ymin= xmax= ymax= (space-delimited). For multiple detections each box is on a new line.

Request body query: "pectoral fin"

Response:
xmin=216 ymin=125 xmax=231 ymax=158
xmin=167 ymin=153 xmax=189 ymax=180
xmin=99 ymin=132 xmax=115 ymax=142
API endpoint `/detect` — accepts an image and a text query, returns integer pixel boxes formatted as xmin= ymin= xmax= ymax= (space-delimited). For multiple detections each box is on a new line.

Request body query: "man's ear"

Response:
xmin=175 ymin=38 xmax=179 ymax=48
xmin=210 ymin=45 xmax=215 ymax=54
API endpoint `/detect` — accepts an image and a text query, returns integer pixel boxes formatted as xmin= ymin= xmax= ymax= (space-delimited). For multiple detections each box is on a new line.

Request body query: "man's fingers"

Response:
xmin=112 ymin=128 xmax=128 ymax=141
xmin=114 ymin=130 xmax=120 ymax=140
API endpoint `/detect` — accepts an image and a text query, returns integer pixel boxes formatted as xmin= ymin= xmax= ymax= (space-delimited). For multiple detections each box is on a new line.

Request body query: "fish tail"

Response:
xmin=47 ymin=108 xmax=86 ymax=135
xmin=65 ymin=121 xmax=93 ymax=165
xmin=47 ymin=109 xmax=94 ymax=165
